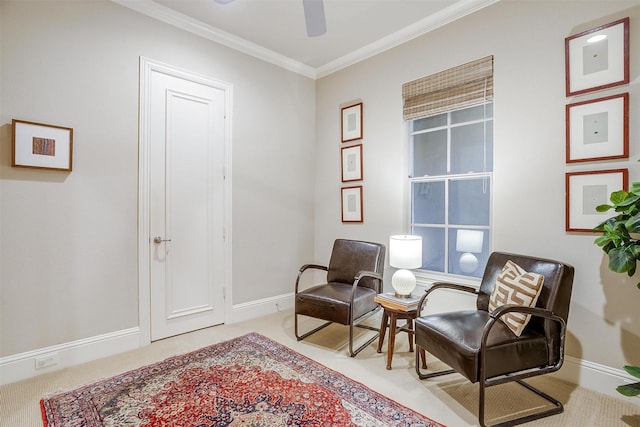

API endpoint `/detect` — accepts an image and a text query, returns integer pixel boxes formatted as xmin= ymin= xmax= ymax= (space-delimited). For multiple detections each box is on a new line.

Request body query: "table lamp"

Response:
xmin=389 ymin=235 xmax=422 ymax=298
xmin=456 ymin=229 xmax=484 ymax=274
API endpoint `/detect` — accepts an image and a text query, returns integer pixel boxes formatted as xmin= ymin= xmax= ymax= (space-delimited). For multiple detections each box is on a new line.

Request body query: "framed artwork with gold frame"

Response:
xmin=12 ymin=119 xmax=73 ymax=171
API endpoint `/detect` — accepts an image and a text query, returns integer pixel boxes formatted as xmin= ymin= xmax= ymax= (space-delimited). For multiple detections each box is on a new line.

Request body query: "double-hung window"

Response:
xmin=403 ymin=56 xmax=494 ymax=279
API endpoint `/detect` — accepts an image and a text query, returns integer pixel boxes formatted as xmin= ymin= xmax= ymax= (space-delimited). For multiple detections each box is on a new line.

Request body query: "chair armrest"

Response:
xmin=295 ymin=264 xmax=328 ymax=293
xmin=354 ymin=270 xmax=383 ymax=282
xmin=486 ymin=304 xmax=566 ymax=340
xmin=482 ymin=305 xmax=568 ymax=374
xmin=417 ymin=281 xmax=479 ymax=312
xmin=352 ymin=270 xmax=384 ymax=294
xmin=488 ymin=304 xmax=553 ymax=320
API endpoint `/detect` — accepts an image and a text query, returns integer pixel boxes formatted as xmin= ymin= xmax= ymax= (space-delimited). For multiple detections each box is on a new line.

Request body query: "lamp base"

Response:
xmin=394 ymin=292 xmax=414 ymax=299
xmin=391 ymin=269 xmax=416 ymax=297
xmin=459 ymin=252 xmax=479 ymax=274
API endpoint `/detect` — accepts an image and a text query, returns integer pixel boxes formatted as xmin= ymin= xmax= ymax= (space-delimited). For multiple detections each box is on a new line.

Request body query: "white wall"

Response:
xmin=0 ymin=0 xmax=316 ymax=357
xmin=315 ymin=0 xmax=640 ymax=374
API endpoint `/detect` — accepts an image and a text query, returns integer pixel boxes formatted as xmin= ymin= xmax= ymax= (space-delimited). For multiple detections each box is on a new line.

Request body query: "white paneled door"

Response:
xmin=140 ymin=59 xmax=229 ymax=341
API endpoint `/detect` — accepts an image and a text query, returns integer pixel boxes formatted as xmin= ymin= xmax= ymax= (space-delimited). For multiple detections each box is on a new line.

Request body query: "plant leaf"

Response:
xmin=618 ymin=194 xmax=640 ymax=208
xmin=608 ymin=246 xmax=636 ymax=273
xmin=593 ymin=217 xmax=618 ymax=233
xmin=595 ymin=204 xmax=613 ymax=213
xmin=625 ymin=215 xmax=640 ymax=233
xmin=616 ymin=381 xmax=640 ymax=397
xmin=610 ymin=190 xmax=629 ymax=205
xmin=624 ymin=365 xmax=640 ymax=380
xmin=594 ymin=235 xmax=611 ymax=247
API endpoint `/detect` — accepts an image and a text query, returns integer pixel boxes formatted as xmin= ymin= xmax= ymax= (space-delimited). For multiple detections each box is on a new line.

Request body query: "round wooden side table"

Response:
xmin=375 ymin=296 xmax=426 ymax=370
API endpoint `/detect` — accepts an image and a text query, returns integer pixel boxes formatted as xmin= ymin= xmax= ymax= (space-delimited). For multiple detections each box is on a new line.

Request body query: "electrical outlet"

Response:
xmin=35 ymin=352 xmax=59 ymax=369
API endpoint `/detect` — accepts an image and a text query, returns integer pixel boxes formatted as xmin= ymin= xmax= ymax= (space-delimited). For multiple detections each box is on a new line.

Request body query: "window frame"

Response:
xmin=407 ymin=103 xmax=493 ymax=283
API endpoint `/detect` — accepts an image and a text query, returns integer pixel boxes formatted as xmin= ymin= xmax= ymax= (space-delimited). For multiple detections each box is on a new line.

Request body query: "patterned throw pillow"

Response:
xmin=488 ymin=260 xmax=545 ymax=336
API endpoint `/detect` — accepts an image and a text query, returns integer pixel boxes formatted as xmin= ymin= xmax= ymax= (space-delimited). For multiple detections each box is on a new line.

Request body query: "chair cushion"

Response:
xmin=488 ymin=260 xmax=544 ymax=336
xmin=295 ymin=282 xmax=377 ymax=325
xmin=415 ymin=310 xmax=549 ymax=382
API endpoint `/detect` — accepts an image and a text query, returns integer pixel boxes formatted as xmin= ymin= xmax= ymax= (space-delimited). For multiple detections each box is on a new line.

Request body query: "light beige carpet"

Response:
xmin=2 ymin=310 xmax=639 ymax=426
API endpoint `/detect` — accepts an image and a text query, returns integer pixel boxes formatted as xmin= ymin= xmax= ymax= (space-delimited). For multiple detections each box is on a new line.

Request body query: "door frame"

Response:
xmin=138 ymin=57 xmax=233 ymax=345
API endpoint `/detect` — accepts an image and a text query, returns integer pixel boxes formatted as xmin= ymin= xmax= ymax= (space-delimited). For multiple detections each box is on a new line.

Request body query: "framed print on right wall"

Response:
xmin=566 ymin=92 xmax=628 ymax=163
xmin=565 ymin=168 xmax=628 ymax=232
xmin=565 ymin=17 xmax=629 ymax=97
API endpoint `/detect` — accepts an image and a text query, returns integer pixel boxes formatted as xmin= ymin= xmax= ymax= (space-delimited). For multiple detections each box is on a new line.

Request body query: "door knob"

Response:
xmin=153 ymin=236 xmax=172 ymax=244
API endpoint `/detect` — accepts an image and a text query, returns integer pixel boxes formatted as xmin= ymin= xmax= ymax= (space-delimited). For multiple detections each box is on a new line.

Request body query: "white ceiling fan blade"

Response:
xmin=303 ymin=0 xmax=326 ymax=37
xmin=214 ymin=0 xmax=234 ymax=4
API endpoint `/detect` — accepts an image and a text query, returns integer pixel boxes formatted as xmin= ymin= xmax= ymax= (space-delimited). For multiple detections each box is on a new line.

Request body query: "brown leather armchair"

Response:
xmin=295 ymin=239 xmax=386 ymax=357
xmin=414 ymin=252 xmax=574 ymax=427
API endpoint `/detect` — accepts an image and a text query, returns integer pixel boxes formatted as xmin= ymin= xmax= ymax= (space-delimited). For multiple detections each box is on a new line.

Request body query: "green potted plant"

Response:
xmin=593 ymin=180 xmax=640 ymax=398
xmin=594 ymin=181 xmax=640 ymax=287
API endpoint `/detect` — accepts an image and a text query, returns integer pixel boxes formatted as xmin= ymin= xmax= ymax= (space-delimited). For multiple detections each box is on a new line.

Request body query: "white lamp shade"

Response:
xmin=456 ymin=230 xmax=484 ymax=253
xmin=389 ymin=235 xmax=422 ymax=269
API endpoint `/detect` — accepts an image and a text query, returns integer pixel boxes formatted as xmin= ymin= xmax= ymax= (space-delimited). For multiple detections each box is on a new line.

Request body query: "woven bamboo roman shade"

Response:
xmin=403 ymin=55 xmax=493 ymax=121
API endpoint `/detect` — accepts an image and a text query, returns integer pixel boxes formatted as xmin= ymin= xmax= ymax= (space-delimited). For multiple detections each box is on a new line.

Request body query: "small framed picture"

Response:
xmin=565 ymin=168 xmax=628 ymax=232
xmin=566 ymin=93 xmax=628 ymax=163
xmin=565 ymin=17 xmax=629 ymax=97
xmin=12 ymin=119 xmax=73 ymax=171
xmin=341 ymin=144 xmax=363 ymax=182
xmin=341 ymin=185 xmax=363 ymax=223
xmin=341 ymin=102 xmax=363 ymax=143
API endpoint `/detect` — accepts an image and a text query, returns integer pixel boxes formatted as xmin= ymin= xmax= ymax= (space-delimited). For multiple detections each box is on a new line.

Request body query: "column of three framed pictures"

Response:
xmin=340 ymin=102 xmax=364 ymax=223
xmin=564 ymin=17 xmax=630 ymax=232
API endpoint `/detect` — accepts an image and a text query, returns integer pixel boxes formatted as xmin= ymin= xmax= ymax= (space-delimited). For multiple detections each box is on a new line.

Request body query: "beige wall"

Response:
xmin=0 ymin=0 xmax=316 ymax=356
xmin=315 ymin=0 xmax=640 ymax=371
xmin=1 ymin=0 xmax=639 ymax=381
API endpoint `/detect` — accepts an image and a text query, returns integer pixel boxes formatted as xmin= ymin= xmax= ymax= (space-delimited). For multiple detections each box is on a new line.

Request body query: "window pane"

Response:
xmin=449 ymin=178 xmax=490 ymax=226
xmin=412 ymin=113 xmax=447 ymax=132
xmin=413 ymin=130 xmax=446 ymax=176
xmin=412 ymin=181 xmax=445 ymax=224
xmin=448 ymin=229 xmax=489 ymax=277
xmin=451 ymin=103 xmax=493 ymax=124
xmin=450 ymin=122 xmax=493 ymax=174
xmin=409 ymin=102 xmax=493 ymax=278
xmin=412 ymin=227 xmax=445 ymax=272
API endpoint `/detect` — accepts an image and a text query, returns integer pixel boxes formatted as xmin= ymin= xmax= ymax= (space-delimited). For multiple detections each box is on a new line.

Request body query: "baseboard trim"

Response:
xmin=0 ymin=293 xmax=295 ymax=386
xmin=230 ymin=292 xmax=294 ymax=322
xmin=2 ymin=294 xmax=636 ymax=404
xmin=0 ymin=327 xmax=140 ymax=385
xmin=552 ymin=355 xmax=637 ymax=401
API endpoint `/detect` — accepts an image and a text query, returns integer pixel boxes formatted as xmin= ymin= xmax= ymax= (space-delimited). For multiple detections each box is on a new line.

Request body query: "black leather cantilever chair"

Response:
xmin=295 ymin=239 xmax=386 ymax=357
xmin=414 ymin=252 xmax=574 ymax=427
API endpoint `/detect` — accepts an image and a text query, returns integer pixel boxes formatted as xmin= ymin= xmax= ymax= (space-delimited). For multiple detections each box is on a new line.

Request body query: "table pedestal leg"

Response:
xmin=377 ymin=310 xmax=389 ymax=353
xmin=375 ymin=303 xmax=420 ymax=370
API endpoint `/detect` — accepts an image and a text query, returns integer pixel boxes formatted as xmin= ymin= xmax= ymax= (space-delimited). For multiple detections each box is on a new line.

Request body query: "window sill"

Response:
xmin=414 ymin=270 xmax=481 ymax=291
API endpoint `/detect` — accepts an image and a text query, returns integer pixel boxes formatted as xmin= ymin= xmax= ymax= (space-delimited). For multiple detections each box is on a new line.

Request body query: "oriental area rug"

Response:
xmin=40 ymin=332 xmax=444 ymax=427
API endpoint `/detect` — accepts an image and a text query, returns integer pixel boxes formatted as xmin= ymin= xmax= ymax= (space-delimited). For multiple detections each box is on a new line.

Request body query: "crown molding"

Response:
xmin=112 ymin=0 xmax=499 ymax=80
xmin=316 ymin=0 xmax=500 ymax=78
xmin=111 ymin=0 xmax=318 ymax=79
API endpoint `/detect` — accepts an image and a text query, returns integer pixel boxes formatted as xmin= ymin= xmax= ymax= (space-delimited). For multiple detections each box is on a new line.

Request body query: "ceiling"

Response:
xmin=114 ymin=0 xmax=498 ymax=78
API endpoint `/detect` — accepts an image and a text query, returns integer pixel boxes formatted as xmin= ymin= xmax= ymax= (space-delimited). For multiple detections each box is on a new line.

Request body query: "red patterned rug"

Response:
xmin=40 ymin=332 xmax=443 ymax=426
